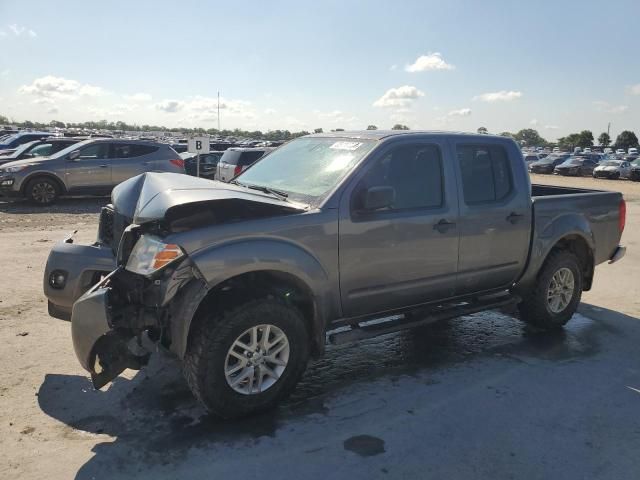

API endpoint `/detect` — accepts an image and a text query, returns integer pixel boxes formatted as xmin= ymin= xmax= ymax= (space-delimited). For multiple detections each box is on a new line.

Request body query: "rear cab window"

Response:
xmin=457 ymin=145 xmax=513 ymax=204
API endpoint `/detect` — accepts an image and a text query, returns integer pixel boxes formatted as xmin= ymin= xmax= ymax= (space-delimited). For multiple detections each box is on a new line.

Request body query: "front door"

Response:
xmin=65 ymin=142 xmax=111 ymax=193
xmin=338 ymin=140 xmax=460 ymax=318
xmin=453 ymin=141 xmax=532 ymax=294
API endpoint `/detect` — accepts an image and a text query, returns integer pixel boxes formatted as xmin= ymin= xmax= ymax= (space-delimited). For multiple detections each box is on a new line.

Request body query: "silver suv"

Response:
xmin=215 ymin=147 xmax=274 ymax=182
xmin=0 ymin=139 xmax=184 ymax=205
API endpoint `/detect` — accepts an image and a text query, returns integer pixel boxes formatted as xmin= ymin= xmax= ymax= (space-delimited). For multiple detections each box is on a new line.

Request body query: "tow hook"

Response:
xmin=90 ymin=332 xmax=150 ymax=389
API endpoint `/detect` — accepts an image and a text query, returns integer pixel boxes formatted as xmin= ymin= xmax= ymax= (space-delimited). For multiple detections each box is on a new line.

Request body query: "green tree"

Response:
xmin=614 ymin=130 xmax=639 ymax=150
xmin=499 ymin=131 xmax=514 ymax=138
xmin=598 ymin=132 xmax=611 ymax=147
xmin=392 ymin=124 xmax=410 ymax=130
xmin=477 ymin=126 xmax=488 ymax=134
xmin=314 ymin=128 xmax=323 ymax=134
xmin=514 ymin=128 xmax=546 ymax=147
xmin=576 ymin=130 xmax=594 ymax=148
xmin=366 ymin=125 xmax=378 ymax=130
xmin=0 ymin=114 xmax=8 ymax=124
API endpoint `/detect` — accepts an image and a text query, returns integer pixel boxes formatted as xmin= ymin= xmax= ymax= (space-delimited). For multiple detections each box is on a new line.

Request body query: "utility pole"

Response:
xmin=217 ymin=91 xmax=221 ymax=132
xmin=607 ymin=122 xmax=610 ymax=137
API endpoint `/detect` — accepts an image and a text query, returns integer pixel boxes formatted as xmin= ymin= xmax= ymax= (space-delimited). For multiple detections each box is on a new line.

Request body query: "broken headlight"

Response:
xmin=125 ymin=235 xmax=184 ymax=276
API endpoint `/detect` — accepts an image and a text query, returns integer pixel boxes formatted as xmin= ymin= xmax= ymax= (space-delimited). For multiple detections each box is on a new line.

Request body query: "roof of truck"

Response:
xmin=308 ymin=130 xmax=504 ymax=140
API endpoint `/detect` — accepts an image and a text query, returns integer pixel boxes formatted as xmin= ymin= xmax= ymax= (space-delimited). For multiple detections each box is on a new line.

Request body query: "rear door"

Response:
xmin=65 ymin=142 xmax=111 ymax=193
xmin=110 ymin=143 xmax=157 ymax=186
xmin=453 ymin=141 xmax=532 ymax=295
xmin=338 ymin=140 xmax=460 ymax=317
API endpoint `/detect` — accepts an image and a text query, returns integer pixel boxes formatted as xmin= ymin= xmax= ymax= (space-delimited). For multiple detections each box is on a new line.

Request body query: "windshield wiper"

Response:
xmin=246 ymin=184 xmax=289 ymax=199
xmin=230 ymin=180 xmax=289 ymax=200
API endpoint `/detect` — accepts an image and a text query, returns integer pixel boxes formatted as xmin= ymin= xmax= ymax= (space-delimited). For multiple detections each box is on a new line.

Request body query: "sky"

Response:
xmin=1 ymin=0 xmax=639 ymax=140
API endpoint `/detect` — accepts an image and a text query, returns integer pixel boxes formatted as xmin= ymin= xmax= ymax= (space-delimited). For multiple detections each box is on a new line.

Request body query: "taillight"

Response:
xmin=233 ymin=165 xmax=242 ymax=177
xmin=170 ymin=159 xmax=185 ymax=169
xmin=619 ymin=199 xmax=626 ymax=234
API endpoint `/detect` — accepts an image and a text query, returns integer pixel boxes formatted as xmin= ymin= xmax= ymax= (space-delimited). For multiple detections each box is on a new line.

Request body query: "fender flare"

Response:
xmin=169 ymin=239 xmax=334 ymax=358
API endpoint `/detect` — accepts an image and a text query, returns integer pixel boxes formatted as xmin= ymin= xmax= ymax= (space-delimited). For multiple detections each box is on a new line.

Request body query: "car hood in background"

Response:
xmin=111 ymin=172 xmax=307 ymax=226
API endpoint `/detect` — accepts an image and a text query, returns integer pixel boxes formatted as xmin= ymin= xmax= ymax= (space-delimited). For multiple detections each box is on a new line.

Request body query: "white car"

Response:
xmin=593 ymin=160 xmax=631 ymax=179
xmin=616 ymin=149 xmax=626 ymax=155
xmin=522 ymin=153 xmax=540 ymax=164
xmin=629 ymin=147 xmax=638 ymax=155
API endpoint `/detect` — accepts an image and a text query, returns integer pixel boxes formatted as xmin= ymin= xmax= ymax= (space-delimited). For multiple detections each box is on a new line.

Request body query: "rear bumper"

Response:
xmin=43 ymin=238 xmax=116 ymax=320
xmin=609 ymin=245 xmax=626 ymax=264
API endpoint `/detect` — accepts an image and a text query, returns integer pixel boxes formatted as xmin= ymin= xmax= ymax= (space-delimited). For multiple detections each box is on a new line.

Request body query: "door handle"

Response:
xmin=433 ymin=219 xmax=456 ymax=233
xmin=506 ymin=212 xmax=524 ymax=224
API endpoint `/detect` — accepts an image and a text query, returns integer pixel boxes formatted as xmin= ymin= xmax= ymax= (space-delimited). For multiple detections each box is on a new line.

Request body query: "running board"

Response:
xmin=327 ymin=293 xmax=520 ymax=346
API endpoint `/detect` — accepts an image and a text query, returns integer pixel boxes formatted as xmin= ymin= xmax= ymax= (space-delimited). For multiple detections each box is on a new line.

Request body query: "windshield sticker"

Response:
xmin=330 ymin=141 xmax=362 ymax=151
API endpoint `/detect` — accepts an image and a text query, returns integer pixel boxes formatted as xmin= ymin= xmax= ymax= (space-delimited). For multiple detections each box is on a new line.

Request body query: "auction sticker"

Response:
xmin=330 ymin=141 xmax=362 ymax=151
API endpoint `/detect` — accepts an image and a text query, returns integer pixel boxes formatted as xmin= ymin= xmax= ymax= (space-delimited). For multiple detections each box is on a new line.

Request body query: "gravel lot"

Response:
xmin=1 ymin=175 xmax=639 ymax=479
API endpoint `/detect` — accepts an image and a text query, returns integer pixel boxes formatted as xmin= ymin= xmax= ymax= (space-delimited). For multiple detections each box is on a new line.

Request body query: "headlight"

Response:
xmin=1 ymin=164 xmax=33 ymax=173
xmin=125 ymin=235 xmax=184 ymax=276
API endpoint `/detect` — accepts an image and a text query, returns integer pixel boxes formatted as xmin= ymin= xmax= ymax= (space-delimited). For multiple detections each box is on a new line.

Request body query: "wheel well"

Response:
xmin=188 ymin=270 xmax=318 ymax=353
xmin=547 ymin=235 xmax=594 ymax=290
xmin=21 ymin=173 xmax=66 ymax=195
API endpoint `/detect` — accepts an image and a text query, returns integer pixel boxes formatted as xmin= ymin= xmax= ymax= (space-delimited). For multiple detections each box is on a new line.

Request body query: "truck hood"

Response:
xmin=111 ymin=172 xmax=307 ymax=227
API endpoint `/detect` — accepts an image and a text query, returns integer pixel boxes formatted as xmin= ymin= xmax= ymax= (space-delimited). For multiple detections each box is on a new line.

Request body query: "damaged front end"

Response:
xmin=70 ymin=172 xmax=306 ymax=388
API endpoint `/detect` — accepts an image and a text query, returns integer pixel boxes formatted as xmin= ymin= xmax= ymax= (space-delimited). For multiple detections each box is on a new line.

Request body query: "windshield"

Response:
xmin=601 ymin=161 xmax=622 ymax=167
xmin=237 ymin=137 xmax=377 ymax=200
xmin=8 ymin=140 xmax=39 ymax=157
xmin=562 ymin=159 xmax=583 ymax=166
xmin=538 ymin=155 xmax=566 ymax=164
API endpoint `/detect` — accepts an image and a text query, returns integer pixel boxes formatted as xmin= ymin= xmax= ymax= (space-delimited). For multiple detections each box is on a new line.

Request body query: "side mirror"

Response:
xmin=68 ymin=150 xmax=80 ymax=161
xmin=362 ymin=186 xmax=395 ymax=211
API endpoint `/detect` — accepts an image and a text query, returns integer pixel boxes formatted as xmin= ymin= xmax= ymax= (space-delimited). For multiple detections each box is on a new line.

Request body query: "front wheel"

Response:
xmin=26 ymin=177 xmax=60 ymax=205
xmin=183 ymin=298 xmax=310 ymax=418
xmin=518 ymin=250 xmax=583 ymax=330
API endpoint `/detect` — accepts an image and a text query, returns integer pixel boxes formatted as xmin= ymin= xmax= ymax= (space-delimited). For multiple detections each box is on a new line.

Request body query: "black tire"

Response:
xmin=183 ymin=298 xmax=310 ymax=419
xmin=518 ymin=250 xmax=582 ymax=330
xmin=25 ymin=177 xmax=60 ymax=205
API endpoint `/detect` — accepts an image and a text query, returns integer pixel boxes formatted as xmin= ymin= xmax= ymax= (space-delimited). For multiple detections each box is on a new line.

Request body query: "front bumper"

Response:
xmin=71 ymin=270 xmax=150 ymax=388
xmin=0 ymin=177 xmax=19 ymax=197
xmin=593 ymin=171 xmax=619 ymax=178
xmin=43 ymin=237 xmax=116 ymax=320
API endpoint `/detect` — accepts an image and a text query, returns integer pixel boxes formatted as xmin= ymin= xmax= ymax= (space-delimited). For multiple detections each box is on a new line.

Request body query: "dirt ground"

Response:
xmin=0 ymin=175 xmax=639 ymax=479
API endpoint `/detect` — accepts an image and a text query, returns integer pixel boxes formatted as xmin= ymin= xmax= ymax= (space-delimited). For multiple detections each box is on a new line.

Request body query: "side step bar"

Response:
xmin=327 ymin=292 xmax=520 ymax=346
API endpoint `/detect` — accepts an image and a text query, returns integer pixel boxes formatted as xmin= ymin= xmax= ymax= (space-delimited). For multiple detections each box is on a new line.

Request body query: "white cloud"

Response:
xmin=124 ymin=92 xmax=152 ymax=102
xmin=18 ymin=75 xmax=104 ymax=100
xmin=405 ymin=53 xmax=454 ymax=72
xmin=448 ymin=108 xmax=472 ymax=117
xmin=544 ymin=125 xmax=559 ymax=130
xmin=264 ymin=108 xmax=277 ymax=115
xmin=473 ymin=90 xmax=522 ymax=102
xmin=187 ymin=95 xmax=256 ymax=119
xmin=46 ymin=107 xmax=59 ymax=115
xmin=154 ymin=100 xmax=184 ymax=113
xmin=4 ymin=24 xmax=36 ymax=38
xmin=373 ymin=85 xmax=425 ymax=108
xmin=530 ymin=119 xmax=539 ymax=126
xmin=593 ymin=101 xmax=628 ymax=114
xmin=390 ymin=64 xmax=398 ymax=71
xmin=626 ymin=84 xmax=640 ymax=96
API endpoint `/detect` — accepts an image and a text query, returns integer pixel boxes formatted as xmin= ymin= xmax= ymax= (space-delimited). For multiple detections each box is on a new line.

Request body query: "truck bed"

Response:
xmin=530 ymin=183 xmax=623 ymax=267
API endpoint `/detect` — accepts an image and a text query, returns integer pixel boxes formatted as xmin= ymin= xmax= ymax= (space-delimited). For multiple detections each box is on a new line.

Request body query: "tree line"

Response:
xmin=1 ymin=113 xmax=637 ymax=149
xmin=478 ymin=127 xmax=639 ymax=150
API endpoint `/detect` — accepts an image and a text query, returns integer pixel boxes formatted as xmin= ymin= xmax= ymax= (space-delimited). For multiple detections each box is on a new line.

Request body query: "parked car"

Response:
xmin=0 ymin=138 xmax=83 ymax=165
xmin=627 ymin=160 xmax=640 ymax=181
xmin=529 ymin=154 xmax=570 ymax=174
xmin=0 ymin=139 xmax=183 ymax=205
xmin=629 ymin=147 xmax=638 ymax=156
xmin=616 ymin=149 xmax=626 ymax=155
xmin=593 ymin=160 xmax=632 ymax=179
xmin=215 ymin=147 xmax=274 ymax=182
xmin=0 ymin=131 xmax=53 ymax=150
xmin=554 ymin=157 xmax=598 ymax=176
xmin=522 ymin=153 xmax=540 ymax=164
xmin=43 ymin=131 xmax=626 ymax=418
xmin=181 ymin=151 xmax=223 ymax=180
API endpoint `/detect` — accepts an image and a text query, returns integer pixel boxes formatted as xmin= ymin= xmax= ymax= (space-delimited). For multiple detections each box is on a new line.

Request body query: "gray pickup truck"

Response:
xmin=43 ymin=131 xmax=626 ymax=418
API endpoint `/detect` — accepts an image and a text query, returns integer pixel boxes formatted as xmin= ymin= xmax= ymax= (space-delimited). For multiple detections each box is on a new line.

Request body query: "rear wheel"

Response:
xmin=518 ymin=250 xmax=582 ymax=330
xmin=25 ymin=177 xmax=60 ymax=205
xmin=183 ymin=298 xmax=310 ymax=418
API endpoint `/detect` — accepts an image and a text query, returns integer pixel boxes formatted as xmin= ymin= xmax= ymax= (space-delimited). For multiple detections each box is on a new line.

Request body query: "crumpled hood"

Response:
xmin=595 ymin=166 xmax=619 ymax=172
xmin=111 ymin=172 xmax=306 ymax=225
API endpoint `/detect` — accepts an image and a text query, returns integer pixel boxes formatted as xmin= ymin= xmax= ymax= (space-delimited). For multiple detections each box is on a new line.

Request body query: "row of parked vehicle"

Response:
xmin=0 ymin=134 xmax=274 ymax=205
xmin=525 ymin=150 xmax=640 ymax=180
